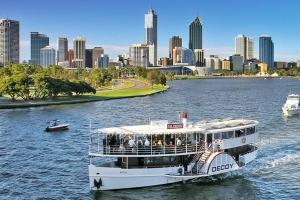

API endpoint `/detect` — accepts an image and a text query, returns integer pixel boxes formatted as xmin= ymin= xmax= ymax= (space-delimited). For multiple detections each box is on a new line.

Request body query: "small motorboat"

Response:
xmin=45 ymin=120 xmax=69 ymax=132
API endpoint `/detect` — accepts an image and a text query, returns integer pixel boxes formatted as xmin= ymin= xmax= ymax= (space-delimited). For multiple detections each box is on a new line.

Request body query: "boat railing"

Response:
xmin=89 ymin=142 xmax=204 ymax=156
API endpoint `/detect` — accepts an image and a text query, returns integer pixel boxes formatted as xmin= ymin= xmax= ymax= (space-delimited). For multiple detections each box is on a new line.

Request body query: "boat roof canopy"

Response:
xmin=91 ymin=118 xmax=258 ymax=136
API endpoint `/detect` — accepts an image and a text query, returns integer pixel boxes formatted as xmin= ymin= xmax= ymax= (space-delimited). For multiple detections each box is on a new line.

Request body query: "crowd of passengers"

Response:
xmin=102 ymin=133 xmax=201 ymax=154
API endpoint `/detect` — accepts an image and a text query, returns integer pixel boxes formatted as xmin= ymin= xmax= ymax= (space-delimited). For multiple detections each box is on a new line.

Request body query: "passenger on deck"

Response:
xmin=128 ymin=138 xmax=136 ymax=148
xmin=145 ymin=138 xmax=150 ymax=147
xmin=177 ymin=137 xmax=182 ymax=146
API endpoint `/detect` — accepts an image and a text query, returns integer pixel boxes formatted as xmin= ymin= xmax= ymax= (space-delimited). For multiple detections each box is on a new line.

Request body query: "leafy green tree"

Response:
xmin=147 ymin=70 xmax=159 ymax=88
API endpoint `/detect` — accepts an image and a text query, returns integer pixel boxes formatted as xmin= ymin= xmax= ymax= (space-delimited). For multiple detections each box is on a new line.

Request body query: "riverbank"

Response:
xmin=0 ymin=80 xmax=169 ymax=109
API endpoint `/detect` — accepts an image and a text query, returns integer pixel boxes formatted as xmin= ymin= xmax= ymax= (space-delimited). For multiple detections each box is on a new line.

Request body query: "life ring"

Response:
xmin=242 ymin=138 xmax=246 ymax=143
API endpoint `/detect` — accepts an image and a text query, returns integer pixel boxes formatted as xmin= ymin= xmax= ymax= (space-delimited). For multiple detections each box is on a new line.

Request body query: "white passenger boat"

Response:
xmin=89 ymin=113 xmax=259 ymax=190
xmin=282 ymin=93 xmax=300 ymax=116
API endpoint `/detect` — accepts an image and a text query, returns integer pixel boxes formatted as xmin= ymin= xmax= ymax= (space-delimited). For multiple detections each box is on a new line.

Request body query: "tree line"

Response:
xmin=0 ymin=62 xmax=167 ymax=100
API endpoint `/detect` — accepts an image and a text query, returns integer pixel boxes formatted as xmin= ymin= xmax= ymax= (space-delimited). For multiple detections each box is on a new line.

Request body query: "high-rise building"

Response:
xmin=129 ymin=44 xmax=149 ymax=67
xmin=145 ymin=7 xmax=157 ymax=66
xmin=235 ymin=35 xmax=254 ymax=62
xmin=30 ymin=32 xmax=49 ymax=65
xmin=57 ymin=36 xmax=68 ymax=62
xmin=259 ymin=35 xmax=274 ymax=69
xmin=0 ymin=19 xmax=19 ymax=66
xmin=40 ymin=46 xmax=55 ymax=67
xmin=73 ymin=37 xmax=86 ymax=68
xmin=230 ymin=54 xmax=243 ymax=73
xmin=68 ymin=49 xmax=74 ymax=67
xmin=235 ymin=35 xmax=247 ymax=61
xmin=98 ymin=54 xmax=109 ymax=68
xmin=194 ymin=49 xmax=205 ymax=67
xmin=172 ymin=47 xmax=193 ymax=65
xmin=85 ymin=49 xmax=93 ymax=68
xmin=169 ymin=36 xmax=182 ymax=63
xmin=189 ymin=14 xmax=202 ymax=52
xmin=247 ymin=38 xmax=254 ymax=60
xmin=92 ymin=47 xmax=104 ymax=68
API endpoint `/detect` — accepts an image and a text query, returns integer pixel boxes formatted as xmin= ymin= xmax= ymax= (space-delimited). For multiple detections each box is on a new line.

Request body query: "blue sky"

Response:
xmin=3 ymin=0 xmax=300 ymax=62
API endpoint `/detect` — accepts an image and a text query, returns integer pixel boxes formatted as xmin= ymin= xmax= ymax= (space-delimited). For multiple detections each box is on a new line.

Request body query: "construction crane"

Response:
xmin=296 ymin=50 xmax=300 ymax=60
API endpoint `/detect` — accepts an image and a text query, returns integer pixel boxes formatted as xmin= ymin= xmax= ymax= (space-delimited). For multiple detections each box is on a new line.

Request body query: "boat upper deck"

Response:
xmin=90 ymin=118 xmax=258 ymax=135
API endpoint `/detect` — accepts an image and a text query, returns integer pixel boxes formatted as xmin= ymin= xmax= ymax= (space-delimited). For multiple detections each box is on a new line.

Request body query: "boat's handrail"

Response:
xmin=89 ymin=142 xmax=205 ymax=156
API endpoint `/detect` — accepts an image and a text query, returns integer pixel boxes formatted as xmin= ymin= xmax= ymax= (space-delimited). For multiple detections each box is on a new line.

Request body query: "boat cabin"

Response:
xmin=89 ymin=117 xmax=259 ymax=169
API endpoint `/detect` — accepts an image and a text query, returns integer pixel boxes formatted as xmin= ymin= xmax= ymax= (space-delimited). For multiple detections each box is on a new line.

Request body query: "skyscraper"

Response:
xmin=145 ymin=7 xmax=157 ymax=66
xmin=194 ymin=49 xmax=205 ymax=67
xmin=92 ymin=47 xmax=104 ymax=68
xmin=57 ymin=36 xmax=68 ymax=62
xmin=0 ymin=19 xmax=19 ymax=66
xmin=235 ymin=35 xmax=246 ymax=61
xmin=30 ymin=32 xmax=49 ymax=65
xmin=73 ymin=37 xmax=86 ymax=68
xmin=235 ymin=35 xmax=254 ymax=62
xmin=40 ymin=46 xmax=55 ymax=67
xmin=259 ymin=35 xmax=274 ymax=69
xmin=169 ymin=36 xmax=182 ymax=62
xmin=247 ymin=38 xmax=254 ymax=60
xmin=189 ymin=14 xmax=202 ymax=52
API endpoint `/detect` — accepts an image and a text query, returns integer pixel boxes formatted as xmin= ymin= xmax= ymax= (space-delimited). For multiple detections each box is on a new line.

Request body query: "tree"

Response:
xmin=147 ymin=70 xmax=159 ymax=88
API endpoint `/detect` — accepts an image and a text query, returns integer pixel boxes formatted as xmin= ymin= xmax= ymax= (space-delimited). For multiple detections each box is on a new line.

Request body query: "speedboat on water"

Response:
xmin=45 ymin=120 xmax=69 ymax=132
xmin=88 ymin=112 xmax=259 ymax=190
xmin=282 ymin=93 xmax=300 ymax=116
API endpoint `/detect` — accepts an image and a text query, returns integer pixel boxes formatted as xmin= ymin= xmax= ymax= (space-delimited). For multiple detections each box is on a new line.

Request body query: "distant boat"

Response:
xmin=45 ymin=120 xmax=69 ymax=132
xmin=282 ymin=93 xmax=300 ymax=116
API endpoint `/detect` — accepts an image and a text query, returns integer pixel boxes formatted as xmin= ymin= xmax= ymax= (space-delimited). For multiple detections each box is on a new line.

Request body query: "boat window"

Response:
xmin=249 ymin=126 xmax=255 ymax=134
xmin=214 ymin=132 xmax=221 ymax=140
xmin=235 ymin=129 xmax=245 ymax=137
xmin=200 ymin=133 xmax=205 ymax=142
xmin=207 ymin=133 xmax=212 ymax=145
xmin=222 ymin=132 xmax=228 ymax=139
xmin=228 ymin=131 xmax=234 ymax=138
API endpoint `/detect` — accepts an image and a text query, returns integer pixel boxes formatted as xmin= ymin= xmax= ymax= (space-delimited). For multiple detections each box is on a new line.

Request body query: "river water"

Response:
xmin=1 ymin=77 xmax=300 ymax=199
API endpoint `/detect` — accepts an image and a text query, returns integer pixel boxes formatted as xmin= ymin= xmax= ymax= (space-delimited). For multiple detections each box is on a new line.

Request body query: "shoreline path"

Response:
xmin=0 ymin=80 xmax=152 ymax=109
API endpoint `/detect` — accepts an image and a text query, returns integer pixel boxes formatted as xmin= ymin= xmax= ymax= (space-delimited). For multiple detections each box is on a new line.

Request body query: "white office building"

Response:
xmin=40 ymin=46 xmax=55 ymax=67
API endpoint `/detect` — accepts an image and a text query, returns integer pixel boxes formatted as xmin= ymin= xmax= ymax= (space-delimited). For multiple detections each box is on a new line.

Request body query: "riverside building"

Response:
xmin=0 ymin=18 xmax=19 ymax=66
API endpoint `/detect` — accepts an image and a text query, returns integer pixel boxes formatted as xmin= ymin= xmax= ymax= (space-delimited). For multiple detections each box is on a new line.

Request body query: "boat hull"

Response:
xmin=89 ymin=165 xmax=196 ymax=191
xmin=282 ymin=107 xmax=300 ymax=116
xmin=45 ymin=125 xmax=69 ymax=132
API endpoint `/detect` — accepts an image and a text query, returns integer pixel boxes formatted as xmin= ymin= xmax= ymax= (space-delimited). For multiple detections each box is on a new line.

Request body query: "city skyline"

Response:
xmin=2 ymin=0 xmax=300 ymax=63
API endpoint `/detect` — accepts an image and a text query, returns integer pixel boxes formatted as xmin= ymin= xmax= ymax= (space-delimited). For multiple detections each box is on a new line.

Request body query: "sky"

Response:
xmin=2 ymin=0 xmax=300 ymax=62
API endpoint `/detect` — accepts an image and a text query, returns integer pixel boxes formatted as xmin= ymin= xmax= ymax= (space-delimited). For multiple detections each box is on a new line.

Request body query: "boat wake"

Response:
xmin=252 ymin=152 xmax=300 ymax=175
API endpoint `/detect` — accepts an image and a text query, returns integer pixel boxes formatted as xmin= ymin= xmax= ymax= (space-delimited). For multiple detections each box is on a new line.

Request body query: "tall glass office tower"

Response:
xmin=57 ymin=36 xmax=68 ymax=62
xmin=0 ymin=19 xmax=19 ymax=66
xmin=145 ymin=7 xmax=157 ymax=66
xmin=259 ymin=35 xmax=274 ymax=69
xmin=189 ymin=14 xmax=202 ymax=53
xmin=30 ymin=32 xmax=49 ymax=65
